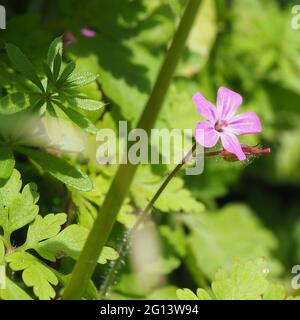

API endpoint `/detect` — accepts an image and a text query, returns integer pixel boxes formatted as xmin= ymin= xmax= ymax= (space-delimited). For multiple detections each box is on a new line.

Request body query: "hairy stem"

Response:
xmin=99 ymin=142 xmax=197 ymax=298
xmin=99 ymin=145 xmax=226 ymax=297
xmin=62 ymin=0 xmax=202 ymax=300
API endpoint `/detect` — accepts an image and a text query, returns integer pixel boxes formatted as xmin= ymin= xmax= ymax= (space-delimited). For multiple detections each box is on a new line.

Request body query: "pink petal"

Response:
xmin=195 ymin=121 xmax=220 ymax=147
xmin=217 ymin=87 xmax=243 ymax=120
xmin=193 ymin=92 xmax=217 ymax=123
xmin=80 ymin=28 xmax=97 ymax=37
xmin=220 ymin=132 xmax=246 ymax=161
xmin=228 ymin=112 xmax=262 ymax=135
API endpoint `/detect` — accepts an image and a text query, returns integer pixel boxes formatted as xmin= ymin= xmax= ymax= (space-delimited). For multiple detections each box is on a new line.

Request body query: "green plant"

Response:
xmin=0 ymin=0 xmax=299 ymax=301
xmin=177 ymin=258 xmax=299 ymax=300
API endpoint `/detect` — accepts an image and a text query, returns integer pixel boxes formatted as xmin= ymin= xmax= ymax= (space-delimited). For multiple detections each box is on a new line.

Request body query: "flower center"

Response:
xmin=214 ymin=120 xmax=228 ymax=132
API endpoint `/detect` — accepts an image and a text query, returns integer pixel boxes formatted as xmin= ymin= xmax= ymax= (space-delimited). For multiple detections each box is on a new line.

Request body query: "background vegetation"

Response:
xmin=0 ymin=0 xmax=299 ymax=300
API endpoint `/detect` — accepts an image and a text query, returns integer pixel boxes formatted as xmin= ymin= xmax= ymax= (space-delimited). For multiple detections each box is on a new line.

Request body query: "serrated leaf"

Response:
xmin=68 ymin=96 xmax=104 ymax=111
xmin=178 ymin=259 xmax=275 ymax=300
xmin=6 ymin=252 xmax=58 ymax=300
xmin=0 ymin=172 xmax=39 ymax=239
xmin=212 ymin=258 xmax=269 ymax=300
xmin=5 ymin=182 xmax=39 ymax=235
xmin=35 ymin=224 xmax=118 ymax=264
xmin=0 ymin=93 xmax=36 ymax=115
xmin=6 ymin=43 xmax=44 ymax=92
xmin=16 ymin=147 xmax=93 ymax=192
xmin=0 ymin=148 xmax=15 ymax=186
xmin=23 ymin=213 xmax=67 ymax=250
xmin=67 ymin=72 xmax=99 ymax=88
xmin=47 ymin=36 xmax=63 ymax=70
xmin=0 ymin=170 xmax=22 ymax=206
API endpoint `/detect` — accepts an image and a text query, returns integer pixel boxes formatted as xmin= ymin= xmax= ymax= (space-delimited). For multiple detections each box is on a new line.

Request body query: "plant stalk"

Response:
xmin=99 ymin=142 xmax=197 ymax=298
xmin=99 ymin=145 xmax=229 ymax=297
xmin=62 ymin=0 xmax=202 ymax=300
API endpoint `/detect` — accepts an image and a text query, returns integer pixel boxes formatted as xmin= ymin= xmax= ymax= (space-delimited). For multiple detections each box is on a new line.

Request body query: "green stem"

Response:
xmin=62 ymin=0 xmax=202 ymax=300
xmin=99 ymin=142 xmax=197 ymax=298
xmin=99 ymin=145 xmax=225 ymax=298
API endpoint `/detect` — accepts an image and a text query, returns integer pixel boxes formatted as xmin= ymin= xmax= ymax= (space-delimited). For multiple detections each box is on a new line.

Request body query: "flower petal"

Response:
xmin=217 ymin=87 xmax=243 ymax=120
xmin=220 ymin=132 xmax=246 ymax=161
xmin=80 ymin=28 xmax=97 ymax=37
xmin=193 ymin=92 xmax=217 ymax=123
xmin=228 ymin=112 xmax=262 ymax=135
xmin=195 ymin=121 xmax=220 ymax=147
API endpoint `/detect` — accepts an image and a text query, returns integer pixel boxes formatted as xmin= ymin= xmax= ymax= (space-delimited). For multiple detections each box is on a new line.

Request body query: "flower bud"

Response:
xmin=221 ymin=145 xmax=271 ymax=162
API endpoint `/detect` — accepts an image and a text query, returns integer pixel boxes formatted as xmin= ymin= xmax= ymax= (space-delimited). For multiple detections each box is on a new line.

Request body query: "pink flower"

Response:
xmin=80 ymin=28 xmax=97 ymax=37
xmin=193 ymin=87 xmax=262 ymax=161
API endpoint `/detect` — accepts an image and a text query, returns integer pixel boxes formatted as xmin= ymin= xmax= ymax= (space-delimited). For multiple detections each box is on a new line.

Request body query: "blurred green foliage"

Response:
xmin=0 ymin=0 xmax=300 ymax=300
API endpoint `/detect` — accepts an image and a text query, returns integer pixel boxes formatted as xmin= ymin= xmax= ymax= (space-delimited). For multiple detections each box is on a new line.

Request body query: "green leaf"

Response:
xmin=176 ymin=288 xmax=199 ymax=300
xmin=6 ymin=43 xmax=44 ymax=92
xmin=212 ymin=258 xmax=269 ymax=300
xmin=58 ymin=104 xmax=98 ymax=134
xmin=23 ymin=213 xmax=67 ymax=250
xmin=67 ymin=72 xmax=99 ymax=88
xmin=182 ymin=204 xmax=281 ymax=280
xmin=35 ymin=224 xmax=118 ymax=264
xmin=47 ymin=36 xmax=63 ymax=70
xmin=145 ymin=286 xmax=178 ymax=300
xmin=159 ymin=225 xmax=186 ymax=257
xmin=0 ymin=148 xmax=15 ymax=186
xmin=0 ymin=93 xmax=36 ymax=115
xmin=16 ymin=147 xmax=93 ymax=192
xmin=71 ymin=191 xmax=98 ymax=229
xmin=196 ymin=289 xmax=212 ymax=300
xmin=6 ymin=252 xmax=58 ymax=300
xmin=68 ymin=96 xmax=105 ymax=111
xmin=0 ymin=277 xmax=32 ymax=300
xmin=0 ymin=171 xmax=102 ymax=300
xmin=131 ymin=166 xmax=204 ymax=212
xmin=43 ymin=63 xmax=54 ymax=84
xmin=58 ymin=61 xmax=76 ymax=84
xmin=5 ymin=183 xmax=39 ymax=235
xmin=0 ymin=169 xmax=22 ymax=206
xmin=0 ymin=171 xmax=39 ymax=239
xmin=68 ymin=0 xmax=176 ymax=122
xmin=0 ymin=240 xmax=4 ymax=264
xmin=263 ymin=283 xmax=286 ymax=300
xmin=53 ymin=52 xmax=62 ymax=81
xmin=178 ymin=259 xmax=273 ymax=300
